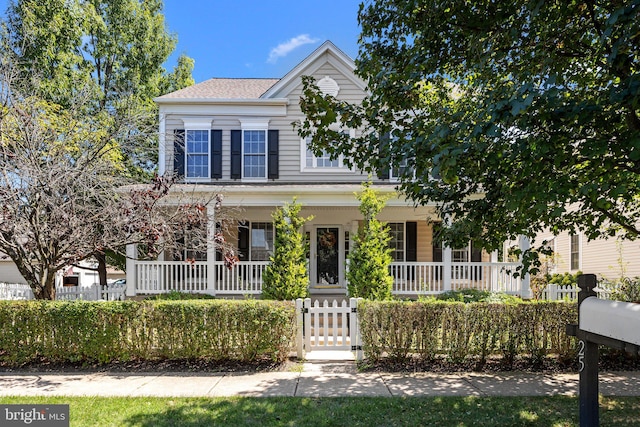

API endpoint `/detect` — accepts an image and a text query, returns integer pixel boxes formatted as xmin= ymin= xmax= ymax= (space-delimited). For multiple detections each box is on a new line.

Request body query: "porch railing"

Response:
xmin=133 ymin=260 xmax=524 ymax=296
xmin=391 ymin=262 xmax=522 ymax=295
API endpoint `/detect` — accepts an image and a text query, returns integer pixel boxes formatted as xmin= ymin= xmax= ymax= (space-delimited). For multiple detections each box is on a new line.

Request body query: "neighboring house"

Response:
xmin=126 ymin=41 xmax=530 ymax=298
xmin=0 ymin=254 xmax=123 ymax=288
xmin=545 ymin=232 xmax=640 ymax=280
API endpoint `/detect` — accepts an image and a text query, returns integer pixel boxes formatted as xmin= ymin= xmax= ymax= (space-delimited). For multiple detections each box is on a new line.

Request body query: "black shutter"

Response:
xmin=471 ymin=242 xmax=482 ymax=280
xmin=173 ymin=129 xmax=185 ymax=178
xmin=231 ymin=130 xmax=242 ymax=179
xmin=268 ymin=129 xmax=279 ymax=179
xmin=377 ymin=132 xmax=390 ymax=179
xmin=406 ymin=222 xmax=417 ymax=262
xmin=211 ymin=130 xmax=222 ymax=179
xmin=432 ymin=223 xmax=443 ymax=280
xmin=237 ymin=223 xmax=249 ymax=261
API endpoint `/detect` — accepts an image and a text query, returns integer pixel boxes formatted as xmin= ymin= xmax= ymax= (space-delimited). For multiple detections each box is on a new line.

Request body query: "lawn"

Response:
xmin=1 ymin=396 xmax=639 ymax=426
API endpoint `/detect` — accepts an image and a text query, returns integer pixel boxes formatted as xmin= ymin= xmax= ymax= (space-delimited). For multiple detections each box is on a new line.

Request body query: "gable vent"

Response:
xmin=317 ymin=76 xmax=340 ymax=97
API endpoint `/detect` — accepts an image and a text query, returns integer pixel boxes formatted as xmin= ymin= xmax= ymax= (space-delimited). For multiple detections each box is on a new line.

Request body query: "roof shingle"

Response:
xmin=156 ymin=78 xmax=280 ymax=100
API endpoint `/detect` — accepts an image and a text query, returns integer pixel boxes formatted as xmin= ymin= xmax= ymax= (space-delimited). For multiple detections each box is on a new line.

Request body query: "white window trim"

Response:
xmin=240 ymin=119 xmax=269 ymax=181
xmin=300 ymin=129 xmax=355 ymax=173
xmin=181 ymin=118 xmax=213 ymax=182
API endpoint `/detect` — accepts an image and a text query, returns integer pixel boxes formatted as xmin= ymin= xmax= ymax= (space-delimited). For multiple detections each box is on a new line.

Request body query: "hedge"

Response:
xmin=0 ymin=300 xmax=296 ymax=366
xmin=358 ymin=300 xmax=577 ymax=366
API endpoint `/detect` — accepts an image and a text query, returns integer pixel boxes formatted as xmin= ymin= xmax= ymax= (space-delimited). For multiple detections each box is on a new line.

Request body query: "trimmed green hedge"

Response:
xmin=358 ymin=300 xmax=577 ymax=365
xmin=0 ymin=300 xmax=296 ymax=365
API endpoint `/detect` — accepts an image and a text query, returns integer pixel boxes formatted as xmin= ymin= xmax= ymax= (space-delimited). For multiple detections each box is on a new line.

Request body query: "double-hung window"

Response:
xmin=244 ymin=130 xmax=267 ymax=179
xmin=570 ymin=234 xmax=580 ymax=270
xmin=388 ymin=223 xmax=405 ymax=262
xmin=186 ymin=130 xmax=209 ymax=179
xmin=301 ymin=129 xmax=353 ymax=171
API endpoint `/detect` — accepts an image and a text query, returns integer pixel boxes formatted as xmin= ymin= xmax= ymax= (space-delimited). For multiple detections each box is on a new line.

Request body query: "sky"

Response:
xmin=0 ymin=0 xmax=363 ymax=84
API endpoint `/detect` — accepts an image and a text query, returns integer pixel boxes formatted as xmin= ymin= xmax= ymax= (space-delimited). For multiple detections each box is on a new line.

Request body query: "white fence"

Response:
xmin=0 ymin=283 xmax=126 ymax=301
xmin=542 ymin=284 xmax=612 ymax=301
xmin=296 ymin=298 xmax=363 ymax=360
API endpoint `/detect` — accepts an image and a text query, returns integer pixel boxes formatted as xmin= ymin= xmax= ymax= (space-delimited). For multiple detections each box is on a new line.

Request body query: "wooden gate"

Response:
xmin=296 ymin=298 xmax=362 ymax=360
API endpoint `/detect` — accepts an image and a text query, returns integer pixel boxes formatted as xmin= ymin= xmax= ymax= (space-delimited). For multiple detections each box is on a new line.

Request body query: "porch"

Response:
xmin=127 ymin=260 xmax=526 ymax=298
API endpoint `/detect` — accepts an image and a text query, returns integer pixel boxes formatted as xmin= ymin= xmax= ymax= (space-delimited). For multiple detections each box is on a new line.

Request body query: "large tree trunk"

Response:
xmin=22 ymin=267 xmax=58 ymax=300
xmin=96 ymin=252 xmax=108 ymax=287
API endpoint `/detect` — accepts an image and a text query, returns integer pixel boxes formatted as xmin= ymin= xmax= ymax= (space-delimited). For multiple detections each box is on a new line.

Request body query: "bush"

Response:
xmin=357 ymin=300 xmax=577 ymax=366
xmin=146 ymin=291 xmax=216 ymax=300
xmin=430 ymin=289 xmax=522 ymax=304
xmin=0 ymin=300 xmax=296 ymax=366
xmin=600 ymin=276 xmax=640 ymax=302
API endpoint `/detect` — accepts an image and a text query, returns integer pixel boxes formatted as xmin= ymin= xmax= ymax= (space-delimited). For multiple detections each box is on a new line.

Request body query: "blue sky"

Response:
xmin=0 ymin=0 xmax=362 ymax=83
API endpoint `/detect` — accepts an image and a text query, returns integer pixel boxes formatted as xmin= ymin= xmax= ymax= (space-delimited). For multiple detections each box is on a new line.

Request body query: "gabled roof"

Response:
xmin=154 ymin=41 xmax=365 ymax=103
xmin=261 ymin=40 xmax=367 ymax=99
xmin=156 ymin=78 xmax=279 ymax=100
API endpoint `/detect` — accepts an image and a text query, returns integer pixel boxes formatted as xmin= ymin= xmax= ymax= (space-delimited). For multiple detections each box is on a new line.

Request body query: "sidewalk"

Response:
xmin=1 ymin=354 xmax=639 ymax=398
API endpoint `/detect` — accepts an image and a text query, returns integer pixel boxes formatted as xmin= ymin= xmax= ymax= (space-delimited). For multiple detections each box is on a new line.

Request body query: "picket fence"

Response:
xmin=0 ymin=283 xmax=126 ymax=301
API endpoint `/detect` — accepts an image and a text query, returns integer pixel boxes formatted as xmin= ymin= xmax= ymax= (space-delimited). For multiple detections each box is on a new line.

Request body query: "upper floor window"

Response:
xmin=186 ymin=130 xmax=209 ymax=179
xmin=390 ymin=158 xmax=410 ymax=181
xmin=244 ymin=130 xmax=267 ymax=179
xmin=301 ymin=130 xmax=353 ymax=172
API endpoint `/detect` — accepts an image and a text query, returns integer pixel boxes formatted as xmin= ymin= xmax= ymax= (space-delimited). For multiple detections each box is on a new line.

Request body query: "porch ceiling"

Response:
xmin=171 ymin=183 xmax=439 ymax=209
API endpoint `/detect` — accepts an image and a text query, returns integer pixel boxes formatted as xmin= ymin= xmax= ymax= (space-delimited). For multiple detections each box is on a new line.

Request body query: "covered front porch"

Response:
xmin=124 ymin=183 xmax=531 ymax=298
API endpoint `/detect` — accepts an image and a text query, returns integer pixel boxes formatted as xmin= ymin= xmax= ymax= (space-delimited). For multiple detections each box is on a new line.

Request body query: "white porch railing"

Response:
xmin=390 ymin=262 xmax=522 ymax=295
xmin=135 ymin=261 xmax=208 ymax=294
xmin=132 ymin=260 xmax=524 ymax=296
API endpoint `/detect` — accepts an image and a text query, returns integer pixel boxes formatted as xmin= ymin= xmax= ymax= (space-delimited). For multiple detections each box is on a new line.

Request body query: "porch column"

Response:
xmin=442 ymin=214 xmax=452 ymax=291
xmin=518 ymin=235 xmax=532 ymax=299
xmin=206 ymin=204 xmax=217 ymax=296
xmin=125 ymin=243 xmax=137 ymax=297
xmin=490 ymin=250 xmax=498 ymax=292
xmin=443 ymin=245 xmax=452 ymax=291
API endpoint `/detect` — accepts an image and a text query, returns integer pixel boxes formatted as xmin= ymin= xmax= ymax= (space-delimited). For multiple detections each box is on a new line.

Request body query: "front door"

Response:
xmin=314 ymin=227 xmax=341 ymax=288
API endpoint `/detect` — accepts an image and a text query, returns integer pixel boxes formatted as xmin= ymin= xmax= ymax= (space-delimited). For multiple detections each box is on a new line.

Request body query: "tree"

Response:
xmin=1 ymin=0 xmax=195 ymax=284
xmin=262 ymin=199 xmax=313 ymax=300
xmin=298 ymin=1 xmax=640 ymax=272
xmin=2 ymin=0 xmax=195 ymax=176
xmin=0 ymin=60 xmax=230 ymax=299
xmin=347 ymin=182 xmax=394 ymax=300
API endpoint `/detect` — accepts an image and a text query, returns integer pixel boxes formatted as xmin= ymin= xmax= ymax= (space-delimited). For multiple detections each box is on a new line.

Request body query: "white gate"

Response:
xmin=295 ymin=297 xmax=363 ymax=360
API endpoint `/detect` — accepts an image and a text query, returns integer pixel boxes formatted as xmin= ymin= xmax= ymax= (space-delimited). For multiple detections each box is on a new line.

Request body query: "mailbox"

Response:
xmin=580 ymin=297 xmax=640 ymax=346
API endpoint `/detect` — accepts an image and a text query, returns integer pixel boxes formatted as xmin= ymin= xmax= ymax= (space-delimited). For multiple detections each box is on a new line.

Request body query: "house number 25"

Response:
xmin=577 ymin=340 xmax=585 ymax=372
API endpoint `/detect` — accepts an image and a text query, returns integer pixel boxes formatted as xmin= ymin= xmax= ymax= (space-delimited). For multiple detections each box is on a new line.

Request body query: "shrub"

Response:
xmin=432 ymin=289 xmax=522 ymax=304
xmin=600 ymin=276 xmax=640 ymax=302
xmin=0 ymin=300 xmax=296 ymax=366
xmin=262 ymin=198 xmax=313 ymax=300
xmin=357 ymin=300 xmax=577 ymax=365
xmin=347 ymin=181 xmax=394 ymax=300
xmin=146 ymin=291 xmax=216 ymax=300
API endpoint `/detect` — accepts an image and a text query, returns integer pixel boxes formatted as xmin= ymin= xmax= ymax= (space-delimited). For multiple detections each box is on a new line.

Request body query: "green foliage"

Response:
xmin=600 ymin=276 xmax=640 ymax=302
xmin=0 ymin=300 xmax=296 ymax=365
xmin=428 ymin=289 xmax=522 ymax=304
xmin=262 ymin=199 xmax=313 ymax=300
xmin=2 ymin=0 xmax=195 ymax=176
xmin=146 ymin=291 xmax=216 ymax=300
xmin=347 ymin=182 xmax=394 ymax=300
xmin=358 ymin=300 xmax=577 ymax=366
xmin=298 ymin=1 xmax=640 ymax=273
xmin=548 ymin=272 xmax=582 ymax=287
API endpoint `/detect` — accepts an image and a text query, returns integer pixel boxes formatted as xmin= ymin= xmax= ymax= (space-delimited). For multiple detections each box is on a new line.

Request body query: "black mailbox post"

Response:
xmin=567 ymin=274 xmax=640 ymax=427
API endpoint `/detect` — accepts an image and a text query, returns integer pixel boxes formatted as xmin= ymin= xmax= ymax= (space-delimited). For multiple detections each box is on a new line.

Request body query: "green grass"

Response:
xmin=1 ymin=396 xmax=639 ymax=426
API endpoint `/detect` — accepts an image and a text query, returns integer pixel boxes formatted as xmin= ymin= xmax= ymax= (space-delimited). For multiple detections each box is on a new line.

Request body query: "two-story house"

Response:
xmin=125 ymin=41 xmax=528 ymax=299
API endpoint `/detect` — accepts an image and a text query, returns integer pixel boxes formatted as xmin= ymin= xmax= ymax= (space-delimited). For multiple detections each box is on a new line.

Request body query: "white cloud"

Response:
xmin=267 ymin=34 xmax=320 ymax=64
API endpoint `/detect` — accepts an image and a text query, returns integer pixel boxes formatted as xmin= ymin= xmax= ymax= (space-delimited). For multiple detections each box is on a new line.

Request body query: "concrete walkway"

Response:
xmin=1 ymin=355 xmax=639 ymax=398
